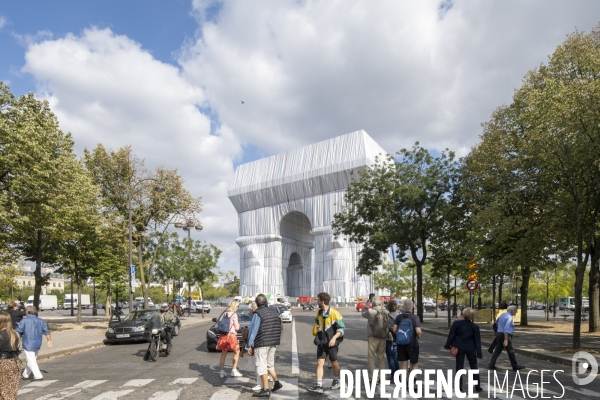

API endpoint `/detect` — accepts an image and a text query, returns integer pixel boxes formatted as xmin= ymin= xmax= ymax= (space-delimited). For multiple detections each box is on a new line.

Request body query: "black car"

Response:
xmin=104 ymin=309 xmax=162 ymax=344
xmin=207 ymin=306 xmax=253 ymax=352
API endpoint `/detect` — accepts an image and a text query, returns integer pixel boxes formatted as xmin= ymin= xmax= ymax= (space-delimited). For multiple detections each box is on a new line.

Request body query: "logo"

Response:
xmin=572 ymin=351 xmax=598 ymax=385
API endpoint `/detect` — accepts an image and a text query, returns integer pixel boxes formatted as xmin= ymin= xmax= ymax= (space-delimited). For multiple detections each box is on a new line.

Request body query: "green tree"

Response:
xmin=0 ymin=262 xmax=23 ymax=301
xmin=373 ymin=261 xmax=412 ymax=299
xmin=333 ymin=144 xmax=458 ymax=321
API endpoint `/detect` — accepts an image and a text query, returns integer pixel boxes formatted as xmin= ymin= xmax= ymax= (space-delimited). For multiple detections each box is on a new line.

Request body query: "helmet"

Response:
xmin=160 ymin=305 xmax=168 ymax=312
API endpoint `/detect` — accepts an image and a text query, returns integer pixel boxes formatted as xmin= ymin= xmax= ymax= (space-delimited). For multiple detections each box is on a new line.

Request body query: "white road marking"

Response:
xmin=291 ymin=319 xmax=300 ymax=374
xmin=17 ymin=388 xmax=35 ymax=395
xmin=90 ymin=389 xmax=135 ymax=400
xmin=209 ymin=388 xmax=241 ymax=400
xmin=27 ymin=379 xmax=59 ymax=387
xmin=563 ymin=385 xmax=600 ymax=397
xmin=271 ymin=378 xmax=298 ymax=400
xmin=36 ymin=380 xmax=106 ymax=400
xmin=123 ymin=379 xmax=154 ymax=387
xmin=225 ymin=377 xmax=251 ymax=384
xmin=148 ymin=388 xmax=184 ymax=399
xmin=171 ymin=377 xmax=198 ymax=385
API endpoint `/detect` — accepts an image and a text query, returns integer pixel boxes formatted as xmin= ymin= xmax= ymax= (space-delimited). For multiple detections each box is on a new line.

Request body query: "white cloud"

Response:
xmin=180 ymin=0 xmax=600 ymax=157
xmin=0 ymin=16 xmax=6 ymax=29
xmin=22 ymin=27 xmax=242 ymax=269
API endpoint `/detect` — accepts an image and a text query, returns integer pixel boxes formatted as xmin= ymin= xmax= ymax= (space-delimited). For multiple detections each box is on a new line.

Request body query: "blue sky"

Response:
xmin=1 ymin=1 xmax=600 ymax=271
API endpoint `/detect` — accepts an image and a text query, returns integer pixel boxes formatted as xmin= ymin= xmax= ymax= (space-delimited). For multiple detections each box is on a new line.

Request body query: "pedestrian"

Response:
xmin=6 ymin=302 xmax=26 ymax=329
xmin=245 ymin=294 xmax=283 ymax=397
xmin=488 ymin=305 xmax=525 ymax=371
xmin=218 ymin=300 xmax=243 ymax=378
xmin=308 ymin=292 xmax=345 ymax=394
xmin=393 ymin=299 xmax=422 ymax=373
xmin=362 ymin=296 xmax=388 ymax=382
xmin=246 ymin=302 xmax=273 ymax=392
xmin=385 ymin=300 xmax=400 ymax=377
xmin=159 ymin=305 xmax=176 ymax=353
xmin=0 ymin=311 xmax=23 ymax=400
xmin=444 ymin=307 xmax=483 ymax=393
xmin=15 ymin=306 xmax=52 ymax=381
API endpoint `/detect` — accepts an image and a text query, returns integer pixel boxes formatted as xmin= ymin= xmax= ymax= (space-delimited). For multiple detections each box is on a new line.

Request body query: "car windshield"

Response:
xmin=123 ymin=310 xmax=157 ymax=322
xmin=219 ymin=308 xmax=253 ymax=322
xmin=278 ymin=306 xmax=289 ymax=311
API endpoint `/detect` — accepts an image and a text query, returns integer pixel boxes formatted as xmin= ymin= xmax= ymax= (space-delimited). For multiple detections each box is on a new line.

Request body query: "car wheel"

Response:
xmin=149 ymin=339 xmax=159 ymax=361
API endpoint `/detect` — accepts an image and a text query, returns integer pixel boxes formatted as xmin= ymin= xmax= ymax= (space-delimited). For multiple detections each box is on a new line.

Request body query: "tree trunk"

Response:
xmin=573 ymin=218 xmax=587 ymax=349
xmin=447 ymin=270 xmax=451 ymax=328
xmin=105 ymin=286 xmax=111 ymax=317
xmin=546 ymin=279 xmax=550 ymax=322
xmin=590 ymin=245 xmax=600 ymax=332
xmin=416 ymin=261 xmax=423 ymax=322
xmin=33 ymin=230 xmax=43 ymax=310
xmin=520 ymin=266 xmax=530 ymax=326
xmin=76 ymin=270 xmax=82 ymax=325
xmin=70 ymin=275 xmax=74 ymax=316
xmin=492 ymin=275 xmax=496 ymax=322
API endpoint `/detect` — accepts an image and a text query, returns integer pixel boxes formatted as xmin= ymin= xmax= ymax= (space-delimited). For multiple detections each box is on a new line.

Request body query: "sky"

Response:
xmin=1 ymin=1 xmax=599 ymax=273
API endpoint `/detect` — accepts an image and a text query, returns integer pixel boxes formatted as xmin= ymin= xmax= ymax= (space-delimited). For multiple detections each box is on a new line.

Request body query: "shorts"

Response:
xmin=317 ymin=345 xmax=338 ymax=362
xmin=397 ymin=344 xmax=419 ymax=364
xmin=254 ymin=346 xmax=277 ymax=376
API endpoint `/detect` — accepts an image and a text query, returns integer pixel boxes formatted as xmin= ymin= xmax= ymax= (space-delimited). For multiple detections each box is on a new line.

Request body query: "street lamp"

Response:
xmin=173 ymin=217 xmax=203 ymax=317
xmin=128 ymin=179 xmax=165 ymax=313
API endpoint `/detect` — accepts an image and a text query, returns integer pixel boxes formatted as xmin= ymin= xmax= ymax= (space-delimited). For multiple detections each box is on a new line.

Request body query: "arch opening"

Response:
xmin=280 ymin=212 xmax=313 ymax=297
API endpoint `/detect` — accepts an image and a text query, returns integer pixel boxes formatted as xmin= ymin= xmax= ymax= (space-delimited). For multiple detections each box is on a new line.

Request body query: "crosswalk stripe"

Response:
xmin=26 ymin=379 xmax=59 ymax=387
xmin=17 ymin=388 xmax=35 ymax=395
xmin=171 ymin=378 xmax=198 ymax=385
xmin=36 ymin=380 xmax=106 ymax=400
xmin=225 ymin=377 xmax=251 ymax=384
xmin=271 ymin=378 xmax=298 ymax=400
xmin=291 ymin=319 xmax=300 ymax=374
xmin=148 ymin=388 xmax=183 ymax=399
xmin=123 ymin=379 xmax=154 ymax=387
xmin=209 ymin=388 xmax=241 ymax=400
xmin=89 ymin=389 xmax=135 ymax=400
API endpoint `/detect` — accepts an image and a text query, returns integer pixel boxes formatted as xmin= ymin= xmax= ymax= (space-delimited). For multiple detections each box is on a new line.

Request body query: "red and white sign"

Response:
xmin=466 ymin=279 xmax=479 ymax=291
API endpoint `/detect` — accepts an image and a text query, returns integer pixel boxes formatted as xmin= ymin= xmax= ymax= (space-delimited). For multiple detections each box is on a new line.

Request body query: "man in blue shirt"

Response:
xmin=15 ymin=306 xmax=52 ymax=380
xmin=488 ymin=305 xmax=525 ymax=371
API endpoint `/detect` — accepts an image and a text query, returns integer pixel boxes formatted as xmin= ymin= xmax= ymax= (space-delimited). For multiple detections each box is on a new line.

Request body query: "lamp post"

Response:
xmin=173 ymin=217 xmax=203 ymax=317
xmin=127 ymin=179 xmax=165 ymax=313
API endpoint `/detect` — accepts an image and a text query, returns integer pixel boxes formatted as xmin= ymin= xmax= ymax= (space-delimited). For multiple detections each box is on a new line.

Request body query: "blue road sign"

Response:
xmin=131 ymin=265 xmax=135 ymax=275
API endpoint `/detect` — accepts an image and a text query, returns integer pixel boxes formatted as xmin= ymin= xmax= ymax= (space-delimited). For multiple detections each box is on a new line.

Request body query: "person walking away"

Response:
xmin=159 ymin=305 xmax=176 ymax=353
xmin=6 ymin=303 xmax=25 ymax=329
xmin=393 ymin=300 xmax=421 ymax=373
xmin=362 ymin=296 xmax=388 ymax=383
xmin=488 ymin=305 xmax=525 ymax=371
xmin=308 ymin=292 xmax=345 ymax=394
xmin=218 ymin=300 xmax=243 ymax=378
xmin=386 ymin=300 xmax=400 ymax=377
xmin=245 ymin=294 xmax=283 ymax=397
xmin=444 ymin=308 xmax=483 ymax=393
xmin=15 ymin=306 xmax=52 ymax=381
xmin=0 ymin=312 xmax=23 ymax=400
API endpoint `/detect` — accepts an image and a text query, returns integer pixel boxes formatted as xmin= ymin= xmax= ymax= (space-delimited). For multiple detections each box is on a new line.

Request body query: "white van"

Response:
xmin=26 ymin=295 xmax=58 ymax=311
xmin=134 ymin=297 xmax=155 ymax=307
xmin=64 ymin=294 xmax=91 ymax=309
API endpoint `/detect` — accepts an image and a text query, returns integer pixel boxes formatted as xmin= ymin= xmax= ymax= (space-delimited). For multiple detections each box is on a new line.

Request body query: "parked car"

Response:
xmin=421 ymin=301 xmax=436 ymax=313
xmin=274 ymin=304 xmax=292 ymax=323
xmin=356 ymin=302 xmax=373 ymax=311
xmin=104 ymin=309 xmax=160 ymax=344
xmin=206 ymin=305 xmax=252 ymax=352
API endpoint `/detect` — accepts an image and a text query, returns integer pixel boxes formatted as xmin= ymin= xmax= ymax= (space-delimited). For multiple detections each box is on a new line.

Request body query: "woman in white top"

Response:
xmin=218 ymin=300 xmax=242 ymax=378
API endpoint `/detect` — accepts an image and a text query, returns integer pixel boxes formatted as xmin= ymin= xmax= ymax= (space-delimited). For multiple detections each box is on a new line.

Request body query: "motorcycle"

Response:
xmin=147 ymin=324 xmax=173 ymax=361
xmin=302 ymin=303 xmax=315 ymax=311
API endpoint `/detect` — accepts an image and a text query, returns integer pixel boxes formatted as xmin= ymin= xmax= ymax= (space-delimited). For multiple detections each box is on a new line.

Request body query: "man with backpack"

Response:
xmin=308 ymin=292 xmax=345 ymax=394
xmin=362 ymin=296 xmax=388 ymax=381
xmin=393 ymin=299 xmax=422 ymax=372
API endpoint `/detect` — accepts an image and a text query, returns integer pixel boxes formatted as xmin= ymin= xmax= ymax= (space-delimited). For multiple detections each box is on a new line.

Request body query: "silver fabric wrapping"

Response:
xmin=229 ymin=130 xmax=390 ymax=300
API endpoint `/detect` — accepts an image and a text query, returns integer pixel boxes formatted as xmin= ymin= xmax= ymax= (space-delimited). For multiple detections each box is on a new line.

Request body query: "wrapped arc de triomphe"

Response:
xmin=228 ymin=130 xmax=388 ymax=300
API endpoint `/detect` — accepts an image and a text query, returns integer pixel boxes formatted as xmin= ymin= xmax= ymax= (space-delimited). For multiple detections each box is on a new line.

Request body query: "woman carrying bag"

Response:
xmin=0 ymin=311 xmax=23 ymax=400
xmin=218 ymin=300 xmax=242 ymax=378
xmin=444 ymin=308 xmax=483 ymax=393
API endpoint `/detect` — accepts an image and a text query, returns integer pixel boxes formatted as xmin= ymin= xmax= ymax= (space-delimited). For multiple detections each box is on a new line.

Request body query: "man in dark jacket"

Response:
xmin=7 ymin=302 xmax=26 ymax=329
xmin=245 ymin=294 xmax=283 ymax=398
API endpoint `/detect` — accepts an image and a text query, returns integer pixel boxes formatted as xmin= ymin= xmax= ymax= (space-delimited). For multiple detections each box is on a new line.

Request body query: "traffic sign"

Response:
xmin=467 ymin=258 xmax=479 ymax=269
xmin=466 ymin=279 xmax=479 ymax=291
xmin=467 ymin=271 xmax=478 ymax=280
xmin=130 ymin=265 xmax=135 ymax=275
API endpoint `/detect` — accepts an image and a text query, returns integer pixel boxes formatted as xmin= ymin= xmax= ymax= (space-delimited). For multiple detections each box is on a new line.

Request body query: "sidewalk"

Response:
xmin=35 ymin=312 xmax=215 ymax=361
xmin=421 ymin=313 xmax=600 ymax=367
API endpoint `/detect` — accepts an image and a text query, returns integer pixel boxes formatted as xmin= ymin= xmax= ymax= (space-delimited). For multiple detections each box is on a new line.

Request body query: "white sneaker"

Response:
xmin=230 ymin=369 xmax=243 ymax=377
xmin=220 ymin=370 xmax=227 ymax=378
xmin=252 ymin=385 xmax=262 ymax=391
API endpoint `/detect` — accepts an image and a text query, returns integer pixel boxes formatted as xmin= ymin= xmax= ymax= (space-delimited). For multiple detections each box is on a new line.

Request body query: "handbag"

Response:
xmin=450 ymin=346 xmax=459 ymax=356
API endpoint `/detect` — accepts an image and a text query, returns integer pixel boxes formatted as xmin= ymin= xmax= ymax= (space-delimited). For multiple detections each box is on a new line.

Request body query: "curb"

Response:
xmin=37 ymin=317 xmax=213 ymax=362
xmin=421 ymin=328 xmax=576 ymax=367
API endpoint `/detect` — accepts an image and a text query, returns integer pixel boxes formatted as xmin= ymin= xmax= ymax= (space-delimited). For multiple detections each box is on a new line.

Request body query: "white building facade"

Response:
xmin=228 ymin=130 xmax=388 ymax=300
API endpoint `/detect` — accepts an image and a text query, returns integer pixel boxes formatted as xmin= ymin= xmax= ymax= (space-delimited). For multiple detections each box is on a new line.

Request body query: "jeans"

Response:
xmin=456 ymin=349 xmax=481 ymax=391
xmin=386 ymin=340 xmax=399 ymax=377
xmin=489 ymin=332 xmax=518 ymax=367
xmin=23 ymin=350 xmax=42 ymax=379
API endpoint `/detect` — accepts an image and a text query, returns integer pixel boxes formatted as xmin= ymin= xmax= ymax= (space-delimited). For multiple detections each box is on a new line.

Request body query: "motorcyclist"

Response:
xmin=160 ymin=305 xmax=176 ymax=352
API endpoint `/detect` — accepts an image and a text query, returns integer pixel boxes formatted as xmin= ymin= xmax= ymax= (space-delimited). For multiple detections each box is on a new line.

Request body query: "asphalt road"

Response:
xmin=18 ymin=308 xmax=600 ymax=399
